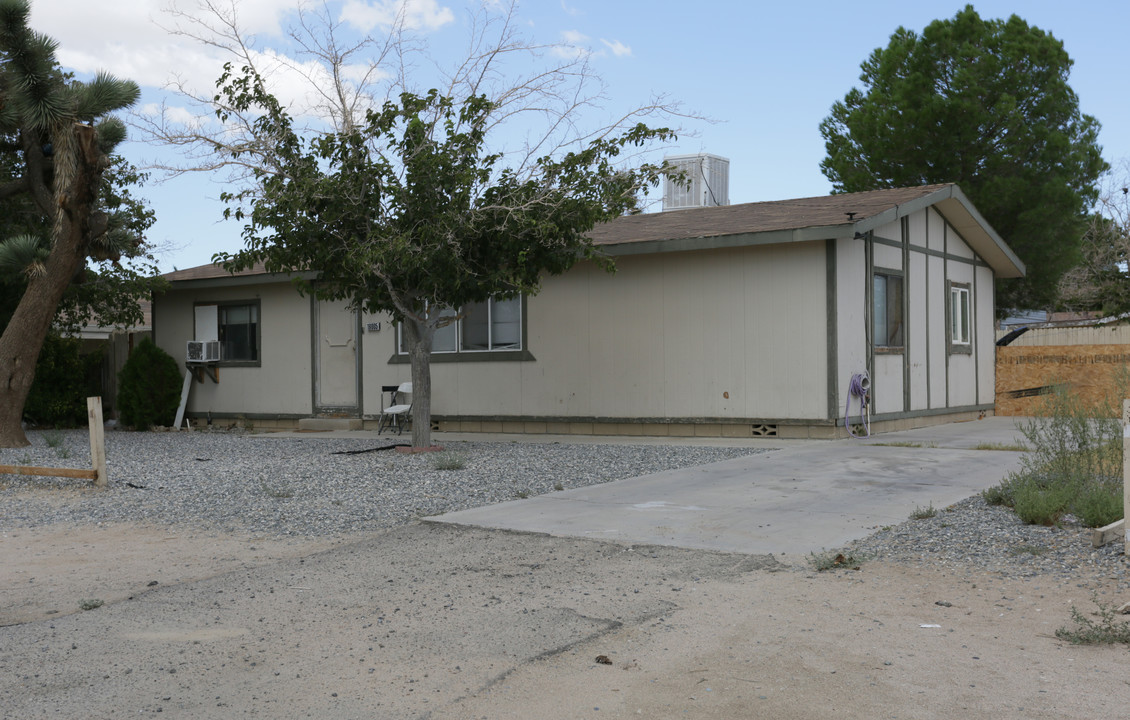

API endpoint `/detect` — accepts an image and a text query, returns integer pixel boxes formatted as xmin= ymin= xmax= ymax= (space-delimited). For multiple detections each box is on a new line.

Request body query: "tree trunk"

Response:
xmin=403 ymin=319 xmax=434 ymax=449
xmin=0 ymin=124 xmax=106 ymax=447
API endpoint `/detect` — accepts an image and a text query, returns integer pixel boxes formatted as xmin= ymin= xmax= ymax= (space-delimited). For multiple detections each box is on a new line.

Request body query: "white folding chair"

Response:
xmin=378 ymin=382 xmax=412 ymax=435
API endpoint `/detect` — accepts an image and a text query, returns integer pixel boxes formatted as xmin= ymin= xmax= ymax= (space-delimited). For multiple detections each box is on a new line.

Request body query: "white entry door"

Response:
xmin=314 ymin=299 xmax=359 ymax=412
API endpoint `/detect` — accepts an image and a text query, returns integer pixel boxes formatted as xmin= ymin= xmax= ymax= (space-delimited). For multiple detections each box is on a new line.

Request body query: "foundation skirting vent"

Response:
xmin=750 ymin=424 xmax=778 ymax=437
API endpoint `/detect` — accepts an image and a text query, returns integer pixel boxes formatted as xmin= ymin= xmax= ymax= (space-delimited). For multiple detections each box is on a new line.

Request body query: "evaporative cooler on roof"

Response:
xmin=662 ymin=153 xmax=730 ymax=211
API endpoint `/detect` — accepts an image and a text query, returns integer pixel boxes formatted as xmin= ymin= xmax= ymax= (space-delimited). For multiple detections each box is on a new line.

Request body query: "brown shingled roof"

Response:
xmin=162 ymin=260 xmax=271 ymax=282
xmin=588 ymin=184 xmax=954 ymax=246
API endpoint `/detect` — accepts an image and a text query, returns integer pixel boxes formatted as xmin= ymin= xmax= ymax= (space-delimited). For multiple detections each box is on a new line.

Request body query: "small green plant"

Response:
xmin=809 ymin=550 xmax=863 ymax=572
xmin=430 ymin=451 xmax=466 ymax=471
xmin=79 ymin=598 xmax=104 ymax=611
xmin=973 ymin=442 xmax=1028 ymax=451
xmin=17 ymin=452 xmax=32 ymax=465
xmin=554 ymin=483 xmax=564 ymax=492
xmin=55 ymin=446 xmax=71 ymax=460
xmin=43 ymin=429 xmax=64 ymax=448
xmin=1056 ymin=596 xmax=1130 ymax=645
xmin=981 ymin=480 xmax=1014 ymax=507
xmin=515 ymin=490 xmax=529 ymax=499
xmin=909 ymin=502 xmax=937 ymax=520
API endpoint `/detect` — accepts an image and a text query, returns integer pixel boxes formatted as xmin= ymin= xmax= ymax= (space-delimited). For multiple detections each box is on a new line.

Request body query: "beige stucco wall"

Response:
xmin=363 ymin=242 xmax=831 ymax=422
xmin=835 ymin=207 xmax=995 ymax=420
xmin=154 ymin=282 xmax=315 ymax=417
xmin=835 ymin=237 xmax=868 ymax=419
xmin=154 ymin=201 xmax=1000 ymax=431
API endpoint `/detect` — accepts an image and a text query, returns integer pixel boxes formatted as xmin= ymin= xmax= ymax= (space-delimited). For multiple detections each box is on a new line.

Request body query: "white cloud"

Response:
xmin=561 ymin=29 xmax=588 ymax=44
xmin=339 ymin=0 xmax=455 ymax=32
xmin=551 ymin=29 xmax=589 ymax=59
xmin=29 ymin=0 xmax=301 ymax=92
xmin=600 ymin=38 xmax=631 ymax=57
xmin=139 ymin=102 xmax=201 ymax=128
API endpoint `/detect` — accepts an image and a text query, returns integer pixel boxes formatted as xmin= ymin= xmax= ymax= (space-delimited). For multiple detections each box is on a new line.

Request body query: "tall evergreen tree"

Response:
xmin=820 ymin=5 xmax=1107 ymax=312
xmin=0 ymin=0 xmax=141 ymax=446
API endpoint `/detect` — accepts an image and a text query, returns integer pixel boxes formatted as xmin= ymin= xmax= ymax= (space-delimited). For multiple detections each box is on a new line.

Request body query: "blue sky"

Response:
xmin=27 ymin=0 xmax=1130 ymax=272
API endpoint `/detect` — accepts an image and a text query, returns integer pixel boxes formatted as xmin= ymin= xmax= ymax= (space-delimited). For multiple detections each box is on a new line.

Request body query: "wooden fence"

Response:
xmin=995 ymin=344 xmax=1130 ymax=417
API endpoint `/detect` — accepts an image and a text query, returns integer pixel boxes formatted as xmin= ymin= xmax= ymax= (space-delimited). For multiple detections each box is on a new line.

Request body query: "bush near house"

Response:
xmin=117 ymin=338 xmax=182 ymax=429
xmin=983 ymin=381 xmax=1124 ymax=527
xmin=24 ymin=333 xmax=104 ymax=427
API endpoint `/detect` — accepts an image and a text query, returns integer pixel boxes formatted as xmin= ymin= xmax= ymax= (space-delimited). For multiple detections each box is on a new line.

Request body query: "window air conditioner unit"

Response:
xmin=187 ymin=340 xmax=221 ymax=363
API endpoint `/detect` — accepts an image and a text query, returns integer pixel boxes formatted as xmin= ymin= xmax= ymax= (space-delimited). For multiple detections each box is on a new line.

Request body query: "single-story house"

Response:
xmin=152 ymin=182 xmax=1023 ymax=438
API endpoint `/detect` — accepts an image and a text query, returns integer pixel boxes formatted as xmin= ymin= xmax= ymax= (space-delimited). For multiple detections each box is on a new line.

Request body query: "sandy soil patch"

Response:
xmin=2 ymin=522 xmax=1129 ymax=719
xmin=0 ymin=523 xmax=361 ymax=626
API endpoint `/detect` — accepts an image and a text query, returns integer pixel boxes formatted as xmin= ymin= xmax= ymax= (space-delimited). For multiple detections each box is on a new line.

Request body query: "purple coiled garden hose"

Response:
xmin=846 ymin=371 xmax=871 ymax=439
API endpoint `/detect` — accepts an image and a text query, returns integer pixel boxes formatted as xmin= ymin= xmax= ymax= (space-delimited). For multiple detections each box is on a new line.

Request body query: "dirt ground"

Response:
xmin=2 ymin=521 xmax=1130 ymax=719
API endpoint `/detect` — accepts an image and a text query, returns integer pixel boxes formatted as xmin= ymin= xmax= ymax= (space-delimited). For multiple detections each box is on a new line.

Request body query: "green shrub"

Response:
xmin=24 ymin=333 xmax=104 ymax=427
xmin=1014 ymin=382 xmax=1122 ymax=492
xmin=1011 ymin=477 xmax=1075 ymax=526
xmin=1001 ymin=377 xmax=1126 ymax=528
xmin=430 ymin=451 xmax=466 ymax=470
xmin=1072 ymin=482 xmax=1124 ymax=528
xmin=981 ymin=480 xmax=1014 ymax=507
xmin=117 ymin=338 xmax=182 ymax=429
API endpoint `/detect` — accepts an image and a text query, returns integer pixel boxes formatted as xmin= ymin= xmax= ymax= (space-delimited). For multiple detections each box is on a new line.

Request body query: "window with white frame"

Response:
xmin=950 ymin=283 xmax=971 ymax=347
xmin=873 ymin=272 xmax=904 ymax=349
xmin=397 ymin=296 xmax=522 ymax=355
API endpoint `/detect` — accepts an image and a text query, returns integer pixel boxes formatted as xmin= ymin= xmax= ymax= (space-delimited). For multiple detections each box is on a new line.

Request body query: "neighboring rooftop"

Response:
xmin=162 ymin=261 xmax=270 ymax=282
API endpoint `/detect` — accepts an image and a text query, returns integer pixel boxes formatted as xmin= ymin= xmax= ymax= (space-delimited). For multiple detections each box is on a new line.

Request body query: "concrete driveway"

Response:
xmin=432 ymin=416 xmax=1031 ymax=555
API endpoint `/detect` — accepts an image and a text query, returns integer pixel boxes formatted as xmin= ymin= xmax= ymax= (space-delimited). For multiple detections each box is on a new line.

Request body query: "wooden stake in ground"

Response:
xmin=88 ymin=396 xmax=108 ymax=487
xmin=1124 ymin=399 xmax=1129 ymax=556
xmin=0 ymin=396 xmax=107 ymax=486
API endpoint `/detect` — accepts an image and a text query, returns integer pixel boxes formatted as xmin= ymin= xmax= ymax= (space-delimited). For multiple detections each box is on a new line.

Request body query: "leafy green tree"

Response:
xmin=216 ymin=70 xmax=672 ymax=448
xmin=0 ymin=0 xmax=144 ymax=446
xmin=820 ymin=4 xmax=1108 ymax=312
xmin=24 ymin=332 xmax=103 ymax=427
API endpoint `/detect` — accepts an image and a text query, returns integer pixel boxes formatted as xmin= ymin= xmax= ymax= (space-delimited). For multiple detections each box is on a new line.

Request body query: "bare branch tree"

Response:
xmin=135 ymin=0 xmax=696 ymax=191
xmin=1058 ymin=161 xmax=1130 ymax=316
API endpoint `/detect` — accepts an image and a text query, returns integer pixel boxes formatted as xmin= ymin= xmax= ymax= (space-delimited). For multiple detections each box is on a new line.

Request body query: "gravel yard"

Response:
xmin=0 ymin=429 xmax=762 ymax=537
xmin=1 ymin=428 xmax=1127 ymax=590
xmin=4 ymin=428 xmax=1128 ymax=720
xmin=846 ymin=495 xmax=1129 ymax=588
